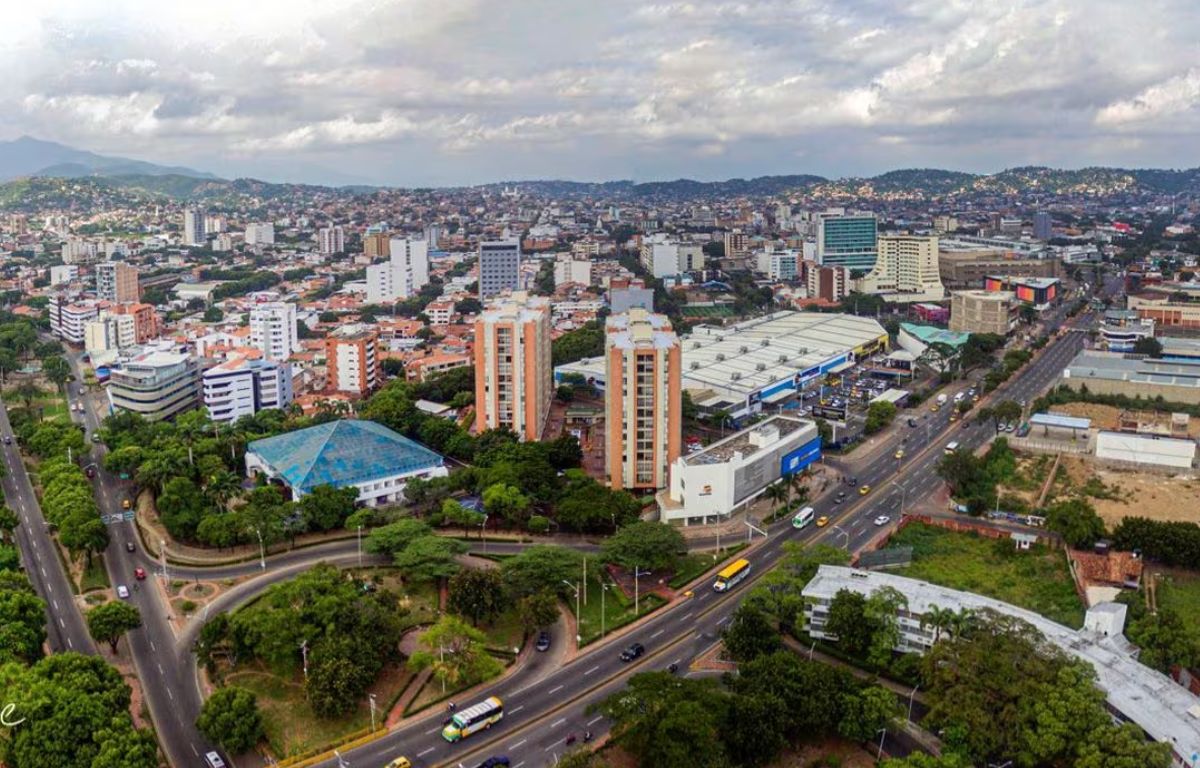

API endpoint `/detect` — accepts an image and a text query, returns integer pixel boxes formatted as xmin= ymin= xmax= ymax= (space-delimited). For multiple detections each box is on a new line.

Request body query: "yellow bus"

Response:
xmin=712 ymin=559 xmax=751 ymax=593
xmin=441 ymin=696 xmax=503 ymax=742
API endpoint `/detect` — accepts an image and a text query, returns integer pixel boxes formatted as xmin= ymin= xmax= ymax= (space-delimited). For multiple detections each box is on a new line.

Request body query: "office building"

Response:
xmin=639 ymin=234 xmax=705 ymax=278
xmin=317 ymin=225 xmax=345 ymax=254
xmin=1127 ymin=294 xmax=1200 ymax=330
xmin=84 ymin=314 xmax=136 ymax=355
xmin=95 ymin=262 xmax=140 ymax=303
xmin=474 ymin=292 xmax=553 ymax=441
xmin=202 ymin=356 xmax=294 ymax=423
xmin=605 ymin=309 xmax=681 ymax=491
xmin=366 ymin=238 xmax=430 ymax=303
xmin=1034 ymin=211 xmax=1053 ymax=240
xmin=804 ymin=262 xmax=851 ymax=302
xmin=816 ymin=211 xmax=878 ymax=270
xmin=249 ymin=302 xmax=299 ymax=362
xmin=183 ymin=208 xmax=205 ymax=247
xmin=1099 ymin=320 xmax=1154 ymax=353
xmin=949 ymin=290 xmax=1019 ymax=335
xmin=757 ymin=249 xmax=801 ymax=281
xmin=662 ymin=415 xmax=820 ymax=525
xmin=106 ymin=350 xmax=204 ymax=421
xmin=802 ymin=565 xmax=1200 ymax=768
xmin=983 ymin=275 xmax=1060 ymax=309
xmin=938 ymin=249 xmax=1061 ymax=287
xmin=325 ymin=324 xmax=381 ymax=396
xmin=48 ymin=296 xmax=99 ymax=345
xmin=855 ymin=235 xmax=944 ymax=302
xmin=553 ymin=255 xmax=593 ymax=287
xmin=244 ymin=223 xmax=275 ymax=245
xmin=478 ymin=239 xmax=522 ymax=298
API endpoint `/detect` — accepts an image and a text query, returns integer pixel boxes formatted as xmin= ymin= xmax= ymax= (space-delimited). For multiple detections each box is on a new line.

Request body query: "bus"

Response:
xmin=944 ymin=441 xmax=960 ymax=454
xmin=712 ymin=559 xmax=751 ymax=592
xmin=441 ymin=696 xmax=504 ymax=742
xmin=791 ymin=506 xmax=815 ymax=529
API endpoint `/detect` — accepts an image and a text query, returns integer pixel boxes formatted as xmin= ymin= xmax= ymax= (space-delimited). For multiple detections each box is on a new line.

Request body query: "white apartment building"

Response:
xmin=366 ymin=238 xmax=431 ymax=304
xmin=49 ymin=296 xmax=99 ymax=345
xmin=106 ymin=351 xmax=204 ymax=421
xmin=244 ymin=223 xmax=275 ymax=245
xmin=183 ymin=208 xmax=206 ymax=246
xmin=84 ymin=314 xmax=136 ymax=355
xmin=425 ymin=300 xmax=456 ymax=326
xmin=855 ymin=234 xmax=945 ymax=302
xmin=202 ymin=357 xmax=294 ymax=424
xmin=318 ymin=225 xmax=346 ymax=254
xmin=49 ymin=265 xmax=79 ymax=285
xmin=756 ymin=249 xmax=801 ymax=281
xmin=478 ymin=239 xmax=522 ymax=299
xmin=639 ymin=234 xmax=706 ymax=278
xmin=554 ymin=255 xmax=593 ymax=287
xmin=204 ymin=214 xmax=227 ymax=234
xmin=248 ymin=302 xmax=299 ymax=362
xmin=212 ymin=233 xmax=233 ymax=252
xmin=61 ymin=238 xmax=99 ymax=265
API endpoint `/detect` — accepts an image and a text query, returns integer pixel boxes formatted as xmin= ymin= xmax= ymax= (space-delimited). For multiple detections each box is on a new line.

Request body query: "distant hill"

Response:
xmin=0 ymin=136 xmax=218 ymax=181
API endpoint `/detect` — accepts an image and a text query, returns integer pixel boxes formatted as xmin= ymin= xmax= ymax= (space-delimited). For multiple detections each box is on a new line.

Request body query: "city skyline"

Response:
xmin=1 ymin=1 xmax=1198 ymax=187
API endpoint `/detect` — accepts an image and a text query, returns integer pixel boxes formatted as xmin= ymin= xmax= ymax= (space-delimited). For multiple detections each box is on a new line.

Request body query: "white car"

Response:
xmin=873 ymin=515 xmax=891 ymax=526
xmin=116 ymin=585 xmax=130 ymax=599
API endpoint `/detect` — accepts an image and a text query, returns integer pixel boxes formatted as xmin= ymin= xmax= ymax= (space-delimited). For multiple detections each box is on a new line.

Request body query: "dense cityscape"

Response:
xmin=1 ymin=4 xmax=1200 ymax=768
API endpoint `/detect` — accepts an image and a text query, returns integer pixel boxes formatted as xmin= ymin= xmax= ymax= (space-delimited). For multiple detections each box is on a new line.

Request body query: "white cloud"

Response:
xmin=1096 ymin=68 xmax=1200 ymax=126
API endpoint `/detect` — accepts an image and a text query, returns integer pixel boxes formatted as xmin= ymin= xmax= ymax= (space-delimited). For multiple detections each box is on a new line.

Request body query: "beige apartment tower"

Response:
xmin=605 ymin=310 xmax=681 ymax=491
xmin=473 ymin=292 xmax=552 ymax=441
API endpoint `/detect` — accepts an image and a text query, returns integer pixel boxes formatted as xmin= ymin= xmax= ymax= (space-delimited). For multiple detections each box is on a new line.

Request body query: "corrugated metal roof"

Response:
xmin=247 ymin=419 xmax=444 ymax=492
xmin=1031 ymin=413 xmax=1091 ymax=430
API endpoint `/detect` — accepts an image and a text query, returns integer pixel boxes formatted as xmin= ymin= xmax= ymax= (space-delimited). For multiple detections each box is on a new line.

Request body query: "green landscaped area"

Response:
xmin=575 ymin=573 xmax=667 ymax=646
xmin=668 ymin=544 xmax=748 ymax=589
xmin=77 ymin=555 xmax=110 ymax=593
xmin=225 ymin=661 xmax=412 ymax=759
xmin=889 ymin=522 xmax=1086 ymax=628
xmin=1156 ymin=571 xmax=1200 ymax=638
xmin=682 ymin=305 xmax=736 ymax=318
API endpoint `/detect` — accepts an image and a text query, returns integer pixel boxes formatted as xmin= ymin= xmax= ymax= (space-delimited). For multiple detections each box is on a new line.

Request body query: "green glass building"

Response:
xmin=818 ymin=213 xmax=878 ymax=270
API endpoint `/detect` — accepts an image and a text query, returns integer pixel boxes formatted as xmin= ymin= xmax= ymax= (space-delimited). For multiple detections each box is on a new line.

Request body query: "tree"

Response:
xmin=14 ymin=380 xmax=41 ymax=410
xmin=391 ymin=535 xmax=467 ymax=582
xmin=196 ymin=686 xmax=265 ymax=754
xmin=824 ymin=589 xmax=875 ymax=658
xmin=502 ymin=545 xmax=584 ymax=599
xmin=863 ymin=586 xmax=906 ymax=668
xmin=1044 ymin=497 xmax=1106 ymax=548
xmin=87 ymin=600 xmax=142 ymax=654
xmin=365 ymin=518 xmax=432 ymax=557
xmin=1074 ymin=722 xmax=1171 ymax=768
xmin=763 ymin=481 xmax=789 ymax=515
xmin=0 ymin=574 xmax=47 ymax=664
xmin=447 ymin=568 xmax=509 ymax=626
xmin=729 ymin=651 xmax=852 ymax=737
xmin=305 ymin=637 xmax=377 ymax=717
xmin=920 ymin=604 xmax=958 ymax=645
xmin=882 ymin=755 xmax=973 ymax=768
xmin=0 ymin=504 xmax=18 ymax=533
xmin=41 ymin=356 xmax=71 ymax=395
xmin=1132 ymin=336 xmax=1163 ymax=357
xmin=723 ymin=691 xmax=787 ymax=768
xmin=517 ymin=589 xmax=561 ymax=632
xmin=864 ymin=400 xmax=898 ymax=434
xmin=408 ymin=614 xmax=503 ymax=689
xmin=838 ymin=685 xmax=901 ymax=742
xmin=58 ymin=510 xmax=109 ymax=565
xmin=157 ymin=476 xmax=208 ymax=541
xmin=299 ymin=484 xmax=359 ymax=532
xmin=721 ymin=602 xmax=781 ymax=662
xmin=556 ymin=470 xmax=641 ymax=533
xmin=601 ymin=520 xmax=685 ymax=572
xmin=441 ymin=497 xmax=485 ymax=536
xmin=594 ymin=672 xmax=730 ymax=768
xmin=90 ymin=714 xmax=160 ymax=768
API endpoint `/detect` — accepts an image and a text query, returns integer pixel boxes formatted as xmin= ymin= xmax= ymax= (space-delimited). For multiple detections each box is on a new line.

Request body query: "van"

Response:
xmin=953 ymin=392 xmax=965 ymax=402
xmin=791 ymin=506 xmax=815 ymax=529
xmin=944 ymin=441 xmax=960 ymax=454
xmin=936 ymin=393 xmax=948 ymax=404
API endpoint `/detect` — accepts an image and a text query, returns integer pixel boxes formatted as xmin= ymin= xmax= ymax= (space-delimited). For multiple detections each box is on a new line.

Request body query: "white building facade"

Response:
xmin=248 ymin=302 xmax=299 ymax=362
xmin=202 ymin=357 xmax=294 ymax=423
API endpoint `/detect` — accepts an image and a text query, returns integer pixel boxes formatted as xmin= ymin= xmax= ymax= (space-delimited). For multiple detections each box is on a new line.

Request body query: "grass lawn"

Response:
xmin=889 ymin=522 xmax=1085 ymax=628
xmin=1156 ymin=570 xmax=1200 ymax=637
xmin=78 ymin=555 xmax=110 ymax=593
xmin=668 ymin=544 xmax=748 ymax=589
xmin=574 ymin=573 xmax=667 ymax=646
xmin=478 ymin=605 xmax=526 ymax=653
xmin=360 ymin=569 xmax=440 ymax=631
xmin=225 ymin=661 xmax=412 ymax=759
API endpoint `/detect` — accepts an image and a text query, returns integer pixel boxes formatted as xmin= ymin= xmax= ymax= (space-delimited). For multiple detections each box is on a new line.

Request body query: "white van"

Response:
xmin=936 ymin=393 xmax=948 ymax=404
xmin=944 ymin=441 xmax=960 ymax=454
xmin=953 ymin=392 xmax=965 ymax=402
xmin=791 ymin=506 xmax=816 ymax=529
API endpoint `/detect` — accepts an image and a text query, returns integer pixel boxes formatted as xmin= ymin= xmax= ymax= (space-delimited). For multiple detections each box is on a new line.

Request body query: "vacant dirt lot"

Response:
xmin=1057 ymin=455 xmax=1200 ymax=527
xmin=1049 ymin=402 xmax=1200 ymax=438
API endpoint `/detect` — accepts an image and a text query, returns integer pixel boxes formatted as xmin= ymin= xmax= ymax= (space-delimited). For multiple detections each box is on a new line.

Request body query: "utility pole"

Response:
xmin=357 ymin=525 xmax=363 ymax=568
xmin=368 ymin=693 xmax=377 ymax=732
xmin=634 ymin=566 xmax=640 ymax=615
xmin=300 ymin=639 xmax=309 ymax=681
xmin=601 ymin=581 xmax=606 ymax=639
xmin=256 ymin=527 xmax=265 ymax=570
xmin=159 ymin=539 xmax=168 ymax=582
xmin=582 ymin=556 xmax=587 ymax=606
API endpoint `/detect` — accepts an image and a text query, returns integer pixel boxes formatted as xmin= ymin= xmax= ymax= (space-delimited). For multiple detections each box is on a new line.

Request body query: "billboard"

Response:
xmin=812 ymin=404 xmax=848 ymax=421
xmin=780 ymin=437 xmax=822 ymax=476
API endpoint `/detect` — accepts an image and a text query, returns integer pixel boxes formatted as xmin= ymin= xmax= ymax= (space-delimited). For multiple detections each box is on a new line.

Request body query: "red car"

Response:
xmin=134 ymin=567 xmax=146 ymax=581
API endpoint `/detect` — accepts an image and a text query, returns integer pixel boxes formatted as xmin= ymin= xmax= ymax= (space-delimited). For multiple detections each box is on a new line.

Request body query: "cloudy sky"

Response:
xmin=2 ymin=0 xmax=1198 ymax=186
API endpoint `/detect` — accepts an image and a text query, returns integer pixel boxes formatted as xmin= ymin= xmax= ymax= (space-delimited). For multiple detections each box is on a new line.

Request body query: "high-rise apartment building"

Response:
xmin=183 ymin=208 xmax=206 ymax=246
xmin=318 ymin=225 xmax=345 ymax=254
xmin=605 ymin=309 xmax=681 ymax=491
xmin=110 ymin=302 xmax=159 ymax=344
xmin=84 ymin=314 xmax=136 ymax=354
xmin=478 ymin=239 xmax=522 ymax=299
xmin=48 ymin=295 xmax=99 ymax=344
xmin=325 ymin=324 xmax=381 ymax=396
xmin=803 ymin=261 xmax=851 ymax=303
xmin=244 ymin=223 xmax=275 ymax=245
xmin=473 ymin=292 xmax=552 ymax=441
xmin=1033 ymin=211 xmax=1053 ymax=240
xmin=639 ymin=234 xmax=706 ymax=278
xmin=249 ymin=302 xmax=299 ymax=362
xmin=816 ymin=211 xmax=878 ymax=270
xmin=724 ymin=230 xmax=749 ymax=260
xmin=366 ymin=238 xmax=430 ymax=303
xmin=855 ymin=235 xmax=944 ymax=301
xmin=757 ymin=249 xmax=801 ymax=281
xmin=363 ymin=232 xmax=391 ymax=258
xmin=95 ymin=262 xmax=140 ymax=303
xmin=203 ymin=357 xmax=294 ymax=423
xmin=106 ymin=351 xmax=204 ymax=421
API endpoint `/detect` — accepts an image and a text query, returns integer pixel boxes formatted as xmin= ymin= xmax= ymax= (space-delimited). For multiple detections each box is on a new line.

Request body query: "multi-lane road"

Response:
xmin=1 ymin=287 xmax=1106 ymax=768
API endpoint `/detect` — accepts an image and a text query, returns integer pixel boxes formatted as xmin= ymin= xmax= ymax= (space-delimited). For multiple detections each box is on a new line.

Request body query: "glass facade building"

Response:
xmin=818 ymin=213 xmax=878 ymax=270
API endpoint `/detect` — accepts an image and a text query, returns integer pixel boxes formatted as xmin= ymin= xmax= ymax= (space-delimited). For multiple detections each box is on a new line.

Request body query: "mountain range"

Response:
xmin=0 ymin=136 xmax=217 ymax=181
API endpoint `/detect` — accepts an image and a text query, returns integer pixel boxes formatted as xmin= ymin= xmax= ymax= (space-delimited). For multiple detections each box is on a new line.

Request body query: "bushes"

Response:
xmin=1112 ymin=516 xmax=1200 ymax=567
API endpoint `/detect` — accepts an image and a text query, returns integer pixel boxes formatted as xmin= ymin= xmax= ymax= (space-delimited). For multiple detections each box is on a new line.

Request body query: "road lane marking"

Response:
xmin=550 ymin=718 xmax=565 ymax=728
xmin=650 ymin=629 xmax=663 ymax=639
xmin=587 ymin=716 xmax=603 ymax=726
xmin=417 ymin=747 xmax=435 ymax=757
xmin=509 ymin=705 xmax=524 ymax=714
xmin=425 ymin=726 xmax=440 ymax=735
xmin=191 ymin=745 xmax=198 ymax=756
xmin=52 ymin=599 xmax=58 ymax=611
xmin=508 ymin=739 xmax=527 ymax=749
xmin=548 ymin=685 xmax=563 ymax=695
xmin=57 ymin=617 xmax=64 ymax=628
xmin=149 ymin=641 xmax=155 ymax=652
xmin=157 ymin=663 xmax=164 ymax=675
xmin=166 ymin=688 xmax=174 ymax=701
xmin=66 ymin=637 xmax=73 ymax=649
xmin=584 ymin=666 xmax=598 ymax=676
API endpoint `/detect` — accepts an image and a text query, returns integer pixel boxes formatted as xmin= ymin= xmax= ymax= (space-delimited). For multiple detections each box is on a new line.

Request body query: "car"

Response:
xmin=134 ymin=567 xmax=146 ymax=580
xmin=125 ymin=541 xmax=136 ymax=553
xmin=1005 ymin=422 xmax=1016 ymax=432
xmin=859 ymin=485 xmax=871 ymax=496
xmin=894 ymin=449 xmax=905 ymax=459
xmin=907 ymin=417 xmax=918 ymax=427
xmin=972 ymin=395 xmax=981 ymax=402
xmin=833 ymin=495 xmax=844 ymax=504
xmin=384 ymin=758 xmax=412 ymax=768
xmin=967 ymin=388 xmax=976 ymax=396
xmin=847 ymin=477 xmax=858 ymax=487
xmin=477 ymin=758 xmax=511 ymax=768
xmin=122 ymin=499 xmax=131 ymax=510
xmin=620 ymin=642 xmax=645 ymax=662
xmin=2 ymin=435 xmax=10 ymax=445
xmin=204 ymin=752 xmax=227 ymax=768
xmin=816 ymin=516 xmax=829 ymax=527
xmin=954 ymin=392 xmax=965 ymax=401
xmin=535 ymin=631 xmax=551 ymax=652
xmin=949 ymin=413 xmax=958 ymax=422
xmin=85 ymin=466 xmax=95 ymax=478
xmin=873 ymin=515 xmax=891 ymax=526
xmin=116 ymin=585 xmax=130 ymax=599
xmin=91 ymin=433 xmax=101 ymax=443
xmin=930 ymin=404 xmax=939 ymax=412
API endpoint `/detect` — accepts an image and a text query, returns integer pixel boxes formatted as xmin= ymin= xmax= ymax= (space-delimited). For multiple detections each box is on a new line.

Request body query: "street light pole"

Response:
xmin=908 ymin=684 xmax=919 ymax=721
xmin=481 ymin=514 xmax=488 ymax=555
xmin=877 ymin=728 xmax=887 ymax=760
xmin=562 ymin=580 xmax=581 ymax=639
xmin=601 ymin=582 xmax=607 ymax=639
xmin=357 ymin=524 xmax=363 ymax=568
xmin=368 ymin=692 xmax=377 ymax=732
xmin=256 ymin=527 xmax=265 ymax=570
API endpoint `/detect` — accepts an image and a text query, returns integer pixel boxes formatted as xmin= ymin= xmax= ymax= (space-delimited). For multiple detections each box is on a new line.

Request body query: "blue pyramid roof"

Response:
xmin=247 ymin=419 xmax=444 ymax=493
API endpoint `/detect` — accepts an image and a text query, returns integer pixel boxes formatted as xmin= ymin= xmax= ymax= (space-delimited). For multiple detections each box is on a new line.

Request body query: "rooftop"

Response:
xmin=685 ymin=415 xmax=813 ymax=465
xmin=900 ymin=323 xmax=971 ymax=348
xmin=1030 ymin=412 xmax=1092 ymax=430
xmin=804 ymin=566 xmax=1200 ymax=763
xmin=247 ymin=419 xmax=444 ymax=493
xmin=1063 ymin=350 xmax=1200 ymax=390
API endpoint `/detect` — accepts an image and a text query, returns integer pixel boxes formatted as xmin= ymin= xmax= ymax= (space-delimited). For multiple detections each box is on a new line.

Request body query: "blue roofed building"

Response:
xmin=244 ymin=419 xmax=448 ymax=507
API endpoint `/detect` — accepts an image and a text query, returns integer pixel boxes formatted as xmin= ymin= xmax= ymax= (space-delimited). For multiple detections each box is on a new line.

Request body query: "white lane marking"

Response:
xmin=157 ymin=663 xmax=164 ymax=675
xmin=514 ymin=762 xmax=525 ymax=768
xmin=424 ymin=726 xmax=440 ymax=735
xmin=417 ymin=747 xmax=435 ymax=757
xmin=671 ymin=658 xmax=681 ymax=667
xmin=587 ymin=716 xmax=603 ymax=726
xmin=149 ymin=641 xmax=155 ymax=652
xmin=57 ymin=617 xmax=64 ymax=628
xmin=508 ymin=738 xmax=527 ymax=749
xmin=550 ymin=717 xmax=566 ymax=728
xmin=52 ymin=599 xmax=58 ymax=611
xmin=584 ymin=666 xmax=598 ymax=676
xmin=40 ymin=566 xmax=46 ymax=578
xmin=509 ymin=705 xmax=524 ymax=715
xmin=167 ymin=688 xmax=174 ymax=700
xmin=681 ymin=612 xmax=694 ymax=621
xmin=548 ymin=685 xmax=563 ymax=695
xmin=650 ymin=629 xmax=663 ymax=639
xmin=66 ymin=637 xmax=73 ymax=649
xmin=191 ymin=744 xmax=199 ymax=756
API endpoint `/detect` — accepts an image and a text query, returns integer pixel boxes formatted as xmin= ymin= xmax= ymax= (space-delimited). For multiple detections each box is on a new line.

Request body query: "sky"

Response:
xmin=2 ymin=0 xmax=1199 ymax=187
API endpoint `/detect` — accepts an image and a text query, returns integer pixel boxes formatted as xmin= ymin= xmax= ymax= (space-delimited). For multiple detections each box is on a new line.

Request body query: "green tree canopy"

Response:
xmin=196 ymin=685 xmax=265 ymax=754
xmin=87 ymin=600 xmax=143 ymax=654
xmin=601 ymin=520 xmax=686 ymax=572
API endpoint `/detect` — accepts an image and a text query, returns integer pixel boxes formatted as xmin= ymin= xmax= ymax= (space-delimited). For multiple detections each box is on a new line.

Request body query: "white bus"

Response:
xmin=713 ymin=559 xmax=751 ymax=592
xmin=441 ymin=696 xmax=504 ymax=742
xmin=791 ymin=506 xmax=815 ymax=529
xmin=944 ymin=441 xmax=960 ymax=454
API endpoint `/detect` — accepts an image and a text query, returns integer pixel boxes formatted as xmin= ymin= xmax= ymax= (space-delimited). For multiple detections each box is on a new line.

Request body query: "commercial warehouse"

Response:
xmin=1061 ymin=350 xmax=1200 ymax=405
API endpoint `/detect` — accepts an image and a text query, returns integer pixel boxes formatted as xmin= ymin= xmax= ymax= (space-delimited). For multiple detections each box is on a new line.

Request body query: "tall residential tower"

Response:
xmin=473 ymin=292 xmax=552 ymax=441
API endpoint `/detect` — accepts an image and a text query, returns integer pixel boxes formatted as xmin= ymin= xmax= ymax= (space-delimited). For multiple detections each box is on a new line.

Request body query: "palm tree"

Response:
xmin=204 ymin=470 xmax=242 ymax=509
xmin=786 ymin=471 xmax=810 ymax=507
xmin=947 ymin=608 xmax=976 ymax=639
xmin=764 ymin=482 xmax=789 ymax=516
xmin=921 ymin=605 xmax=956 ymax=644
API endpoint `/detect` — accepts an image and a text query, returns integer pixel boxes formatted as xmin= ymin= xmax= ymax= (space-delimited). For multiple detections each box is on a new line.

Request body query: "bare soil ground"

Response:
xmin=1057 ymin=455 xmax=1200 ymax=527
xmin=1050 ymin=402 xmax=1200 ymax=438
